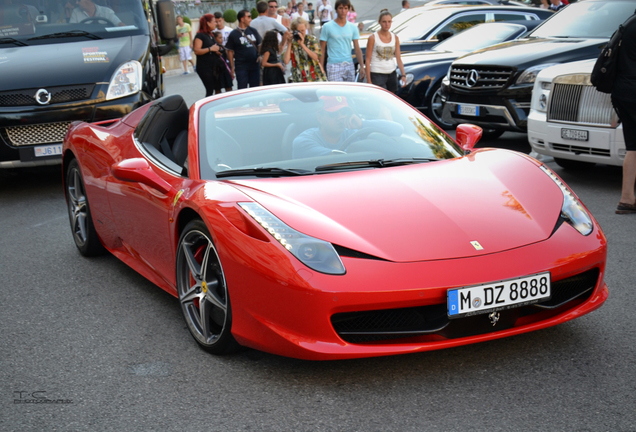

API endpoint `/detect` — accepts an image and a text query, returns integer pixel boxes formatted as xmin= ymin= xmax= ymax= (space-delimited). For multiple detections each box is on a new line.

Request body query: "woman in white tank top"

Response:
xmin=364 ymin=9 xmax=406 ymax=93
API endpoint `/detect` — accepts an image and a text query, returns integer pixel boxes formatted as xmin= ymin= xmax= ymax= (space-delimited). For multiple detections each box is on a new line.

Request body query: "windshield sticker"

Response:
xmin=82 ymin=47 xmax=109 ymax=63
xmin=0 ymin=23 xmax=35 ymax=37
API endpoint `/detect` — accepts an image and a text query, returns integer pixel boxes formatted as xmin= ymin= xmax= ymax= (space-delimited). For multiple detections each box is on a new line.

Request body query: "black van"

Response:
xmin=0 ymin=0 xmax=175 ymax=168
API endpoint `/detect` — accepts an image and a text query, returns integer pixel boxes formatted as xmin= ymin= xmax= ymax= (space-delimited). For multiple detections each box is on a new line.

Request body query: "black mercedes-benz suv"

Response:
xmin=441 ymin=0 xmax=636 ymax=137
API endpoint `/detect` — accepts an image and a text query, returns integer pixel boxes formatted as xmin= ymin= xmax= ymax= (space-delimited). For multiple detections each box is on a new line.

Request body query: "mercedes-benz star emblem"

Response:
xmin=466 ymin=69 xmax=480 ymax=88
xmin=35 ymin=88 xmax=52 ymax=105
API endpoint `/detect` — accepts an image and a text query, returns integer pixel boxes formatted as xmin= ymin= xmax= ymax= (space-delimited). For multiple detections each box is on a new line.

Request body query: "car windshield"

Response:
xmin=367 ymin=7 xmax=457 ymax=39
xmin=0 ymin=0 xmax=147 ymax=45
xmin=530 ymin=1 xmax=636 ymax=39
xmin=197 ymin=84 xmax=463 ymax=180
xmin=434 ymin=22 xmax=524 ymax=52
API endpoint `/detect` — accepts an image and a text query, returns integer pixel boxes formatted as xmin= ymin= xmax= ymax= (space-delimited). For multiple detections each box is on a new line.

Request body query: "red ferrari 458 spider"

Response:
xmin=62 ymin=83 xmax=608 ymax=360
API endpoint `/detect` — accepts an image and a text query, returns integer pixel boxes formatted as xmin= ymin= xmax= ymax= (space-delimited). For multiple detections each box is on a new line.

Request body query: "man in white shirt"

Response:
xmin=69 ymin=0 xmax=122 ymax=25
xmin=291 ymin=2 xmax=308 ymax=21
xmin=291 ymin=2 xmax=309 ymax=33
xmin=214 ymin=12 xmax=232 ymax=46
xmin=318 ymin=0 xmax=333 ymax=27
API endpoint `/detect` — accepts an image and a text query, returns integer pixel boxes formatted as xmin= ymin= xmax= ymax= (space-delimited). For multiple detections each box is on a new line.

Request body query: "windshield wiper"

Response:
xmin=215 ymin=167 xmax=312 ymax=178
xmin=0 ymin=37 xmax=28 ymax=46
xmin=315 ymin=158 xmax=435 ymax=172
xmin=28 ymin=30 xmax=102 ymax=41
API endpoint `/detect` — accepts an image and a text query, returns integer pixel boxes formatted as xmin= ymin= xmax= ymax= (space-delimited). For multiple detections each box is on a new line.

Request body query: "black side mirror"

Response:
xmin=155 ymin=0 xmax=176 ymax=56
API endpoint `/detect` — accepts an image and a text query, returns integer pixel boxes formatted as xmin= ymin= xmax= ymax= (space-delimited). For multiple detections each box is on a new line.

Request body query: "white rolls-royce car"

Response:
xmin=528 ymin=60 xmax=625 ymax=170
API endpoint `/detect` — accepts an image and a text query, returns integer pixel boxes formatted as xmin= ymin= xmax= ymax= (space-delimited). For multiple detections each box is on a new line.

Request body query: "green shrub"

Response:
xmin=223 ymin=9 xmax=237 ymax=23
xmin=251 ymin=8 xmax=258 ymax=19
xmin=182 ymin=16 xmax=192 ymax=26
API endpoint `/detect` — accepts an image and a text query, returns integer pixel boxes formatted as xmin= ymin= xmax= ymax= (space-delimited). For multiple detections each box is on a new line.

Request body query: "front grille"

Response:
xmin=3 ymin=122 xmax=72 ymax=146
xmin=449 ymin=65 xmax=513 ymax=90
xmin=0 ymin=84 xmax=95 ymax=107
xmin=551 ymin=143 xmax=611 ymax=158
xmin=332 ymin=268 xmax=599 ymax=344
xmin=535 ymin=268 xmax=598 ymax=308
xmin=548 ymin=83 xmax=617 ymax=126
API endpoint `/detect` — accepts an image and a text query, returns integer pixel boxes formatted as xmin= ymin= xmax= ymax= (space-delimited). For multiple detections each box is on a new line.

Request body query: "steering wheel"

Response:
xmin=339 ymin=127 xmax=387 ymax=151
xmin=212 ymin=127 xmax=242 ymax=171
xmin=79 ymin=17 xmax=115 ymax=26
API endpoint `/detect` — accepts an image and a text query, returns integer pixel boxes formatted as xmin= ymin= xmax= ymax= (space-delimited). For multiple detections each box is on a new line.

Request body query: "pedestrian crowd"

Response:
xmin=176 ymin=0 xmax=406 ymax=94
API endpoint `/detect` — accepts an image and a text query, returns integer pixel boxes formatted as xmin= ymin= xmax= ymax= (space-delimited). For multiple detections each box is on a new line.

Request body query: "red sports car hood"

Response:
xmin=227 ymin=150 xmax=563 ymax=262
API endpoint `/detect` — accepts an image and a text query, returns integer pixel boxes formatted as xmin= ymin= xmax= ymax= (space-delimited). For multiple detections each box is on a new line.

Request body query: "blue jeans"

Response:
xmin=236 ymin=67 xmax=260 ymax=89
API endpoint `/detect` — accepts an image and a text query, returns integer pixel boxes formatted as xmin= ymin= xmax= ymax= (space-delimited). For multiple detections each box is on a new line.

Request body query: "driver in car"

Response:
xmin=292 ymin=96 xmax=403 ymax=159
xmin=69 ymin=0 xmax=123 ymax=26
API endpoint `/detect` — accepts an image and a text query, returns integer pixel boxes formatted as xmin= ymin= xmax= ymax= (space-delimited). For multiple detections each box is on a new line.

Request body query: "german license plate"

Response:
xmin=458 ymin=104 xmax=479 ymax=116
xmin=447 ymin=272 xmax=551 ymax=318
xmin=561 ymin=128 xmax=588 ymax=142
xmin=34 ymin=144 xmax=62 ymax=157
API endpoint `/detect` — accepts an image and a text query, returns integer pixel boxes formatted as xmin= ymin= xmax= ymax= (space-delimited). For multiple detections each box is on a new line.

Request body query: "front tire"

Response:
xmin=65 ymin=159 xmax=105 ymax=256
xmin=176 ymin=220 xmax=239 ymax=355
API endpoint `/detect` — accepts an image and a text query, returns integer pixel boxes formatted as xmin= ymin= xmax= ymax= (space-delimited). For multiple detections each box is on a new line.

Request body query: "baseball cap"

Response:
xmin=320 ymin=96 xmax=349 ymax=112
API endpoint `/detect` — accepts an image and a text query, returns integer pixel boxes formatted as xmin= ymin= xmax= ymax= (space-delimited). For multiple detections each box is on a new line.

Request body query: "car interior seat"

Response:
xmin=135 ymin=94 xmax=189 ymax=173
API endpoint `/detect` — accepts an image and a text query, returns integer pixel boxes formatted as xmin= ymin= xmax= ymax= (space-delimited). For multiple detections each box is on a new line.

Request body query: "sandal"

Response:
xmin=616 ymin=202 xmax=636 ymax=214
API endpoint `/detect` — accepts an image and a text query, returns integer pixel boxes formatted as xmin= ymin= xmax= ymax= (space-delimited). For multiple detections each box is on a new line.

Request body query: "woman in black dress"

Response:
xmin=260 ymin=30 xmax=286 ymax=86
xmin=193 ymin=14 xmax=222 ymax=97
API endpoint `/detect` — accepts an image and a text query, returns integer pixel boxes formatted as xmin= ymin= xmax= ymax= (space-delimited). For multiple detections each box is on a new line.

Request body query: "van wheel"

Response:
xmin=554 ymin=158 xmax=596 ymax=170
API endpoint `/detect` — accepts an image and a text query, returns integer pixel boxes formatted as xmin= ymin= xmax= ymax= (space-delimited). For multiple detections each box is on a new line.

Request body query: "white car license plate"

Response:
xmin=561 ymin=128 xmax=589 ymax=142
xmin=447 ymin=272 xmax=551 ymax=318
xmin=34 ymin=144 xmax=63 ymax=157
xmin=458 ymin=104 xmax=479 ymax=116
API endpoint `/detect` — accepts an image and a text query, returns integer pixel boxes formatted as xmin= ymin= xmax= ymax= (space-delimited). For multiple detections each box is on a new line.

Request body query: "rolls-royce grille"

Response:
xmin=331 ymin=268 xmax=599 ymax=344
xmin=449 ymin=66 xmax=513 ymax=90
xmin=548 ymin=83 xmax=617 ymax=127
xmin=3 ymin=122 xmax=72 ymax=146
xmin=0 ymin=84 xmax=95 ymax=107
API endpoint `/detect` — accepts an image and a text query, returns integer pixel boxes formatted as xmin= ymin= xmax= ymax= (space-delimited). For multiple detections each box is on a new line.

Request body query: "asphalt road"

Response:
xmin=3 ymin=2 xmax=636 ymax=426
xmin=1 ymin=70 xmax=635 ymax=432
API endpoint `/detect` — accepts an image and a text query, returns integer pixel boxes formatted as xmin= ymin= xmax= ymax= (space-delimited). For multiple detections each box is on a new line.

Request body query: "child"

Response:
xmin=260 ymin=30 xmax=286 ymax=86
xmin=213 ymin=31 xmax=233 ymax=93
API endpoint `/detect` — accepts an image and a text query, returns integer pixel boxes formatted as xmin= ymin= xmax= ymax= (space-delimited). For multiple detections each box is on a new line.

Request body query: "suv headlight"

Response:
xmin=540 ymin=166 xmax=593 ymax=236
xmin=516 ymin=63 xmax=559 ymax=86
xmin=106 ymin=61 xmax=142 ymax=101
xmin=239 ymin=202 xmax=346 ymax=275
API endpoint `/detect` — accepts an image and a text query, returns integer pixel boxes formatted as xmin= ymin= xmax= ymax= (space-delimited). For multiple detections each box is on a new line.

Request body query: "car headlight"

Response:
xmin=532 ymin=80 xmax=552 ymax=113
xmin=540 ymin=166 xmax=593 ymax=236
xmin=239 ymin=202 xmax=346 ymax=275
xmin=404 ymin=73 xmax=414 ymax=86
xmin=106 ymin=61 xmax=142 ymax=101
xmin=516 ymin=63 xmax=559 ymax=86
